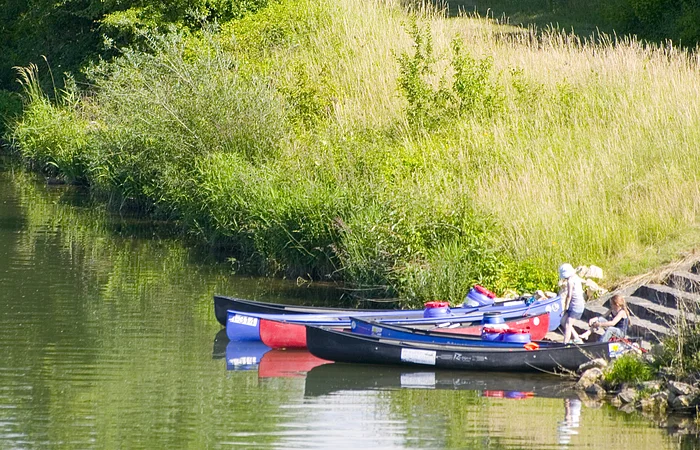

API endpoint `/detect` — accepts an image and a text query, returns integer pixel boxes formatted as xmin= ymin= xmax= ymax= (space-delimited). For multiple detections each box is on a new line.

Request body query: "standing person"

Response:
xmin=559 ymin=263 xmax=585 ymax=344
xmin=580 ymin=294 xmax=630 ymax=342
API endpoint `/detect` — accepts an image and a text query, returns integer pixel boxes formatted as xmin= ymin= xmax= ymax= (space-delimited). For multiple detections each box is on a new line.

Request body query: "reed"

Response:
xmin=8 ymin=0 xmax=700 ymax=304
xmin=10 ymin=65 xmax=91 ymax=182
xmin=655 ymin=297 xmax=700 ymax=377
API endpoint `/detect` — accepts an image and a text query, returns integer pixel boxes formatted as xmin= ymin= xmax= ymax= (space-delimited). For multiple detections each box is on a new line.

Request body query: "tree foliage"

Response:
xmin=599 ymin=0 xmax=700 ymax=43
xmin=0 ymin=0 xmax=269 ymax=91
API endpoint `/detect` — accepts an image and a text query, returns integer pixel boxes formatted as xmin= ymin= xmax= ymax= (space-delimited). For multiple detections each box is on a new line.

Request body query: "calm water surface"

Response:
xmin=0 ymin=158 xmax=697 ymax=449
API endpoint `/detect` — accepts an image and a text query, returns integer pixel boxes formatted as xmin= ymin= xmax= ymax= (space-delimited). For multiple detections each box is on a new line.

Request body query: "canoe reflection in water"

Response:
xmin=224 ymin=339 xmax=330 ymax=376
xmin=257 ymin=349 xmax=331 ymax=378
xmin=222 ymin=336 xmax=582 ymax=403
xmin=303 ymin=363 xmax=577 ymax=399
xmin=305 ymin=363 xmax=587 ymax=445
xmin=225 ymin=340 xmax=271 ymax=370
xmin=212 ymin=328 xmax=229 ymax=359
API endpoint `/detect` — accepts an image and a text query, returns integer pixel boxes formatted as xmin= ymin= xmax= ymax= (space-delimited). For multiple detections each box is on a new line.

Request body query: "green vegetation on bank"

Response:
xmin=6 ymin=0 xmax=700 ymax=305
xmin=604 ymin=353 xmax=655 ymax=386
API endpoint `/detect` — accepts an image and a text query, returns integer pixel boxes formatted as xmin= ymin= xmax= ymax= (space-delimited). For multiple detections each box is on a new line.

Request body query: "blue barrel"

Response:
xmin=481 ymin=327 xmax=504 ymax=341
xmin=464 ymin=288 xmax=494 ymax=307
xmin=481 ymin=312 xmax=505 ymax=325
xmin=423 ymin=301 xmax=451 ymax=318
xmin=502 ymin=331 xmax=531 ymax=343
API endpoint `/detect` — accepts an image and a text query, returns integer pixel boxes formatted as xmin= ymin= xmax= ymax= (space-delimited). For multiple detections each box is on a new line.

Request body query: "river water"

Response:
xmin=0 ymin=158 xmax=697 ymax=449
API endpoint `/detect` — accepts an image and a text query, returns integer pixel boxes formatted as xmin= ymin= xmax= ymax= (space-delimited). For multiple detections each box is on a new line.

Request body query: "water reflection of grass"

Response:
xmin=380 ymin=386 xmax=680 ymax=448
xmin=2 ymin=169 xmax=322 ymax=448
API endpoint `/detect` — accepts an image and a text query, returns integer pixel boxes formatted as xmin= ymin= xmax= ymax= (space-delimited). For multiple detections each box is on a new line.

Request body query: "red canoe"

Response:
xmin=259 ymin=312 xmax=550 ymax=349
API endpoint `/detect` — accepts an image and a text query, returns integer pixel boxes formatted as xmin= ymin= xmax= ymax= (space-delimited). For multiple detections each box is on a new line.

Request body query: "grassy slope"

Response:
xmin=8 ymin=0 xmax=700 ymax=304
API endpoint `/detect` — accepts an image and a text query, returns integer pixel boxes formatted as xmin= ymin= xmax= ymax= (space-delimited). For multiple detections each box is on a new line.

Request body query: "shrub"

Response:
xmin=396 ymin=17 xmax=439 ymax=130
xmin=604 ymin=353 xmax=654 ymax=387
xmin=85 ymin=29 xmax=290 ymax=200
xmin=397 ymin=19 xmax=505 ymax=132
xmin=10 ymin=65 xmax=91 ymax=182
xmin=450 ymin=38 xmax=503 ymax=118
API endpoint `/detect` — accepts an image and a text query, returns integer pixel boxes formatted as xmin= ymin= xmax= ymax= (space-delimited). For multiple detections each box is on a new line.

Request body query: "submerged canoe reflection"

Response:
xmin=225 ymin=340 xmax=271 ymax=370
xmin=223 ymin=339 xmax=330 ymax=376
xmin=258 ymin=349 xmax=331 ymax=378
xmin=303 ymin=363 xmax=576 ymax=399
xmin=212 ymin=328 xmax=229 ymax=359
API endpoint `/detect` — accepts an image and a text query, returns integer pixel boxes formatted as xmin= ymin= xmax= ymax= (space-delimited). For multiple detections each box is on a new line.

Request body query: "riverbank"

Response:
xmin=566 ymin=256 xmax=700 ymax=426
xmin=573 ymin=354 xmax=700 ymax=429
xmin=6 ymin=0 xmax=700 ymax=305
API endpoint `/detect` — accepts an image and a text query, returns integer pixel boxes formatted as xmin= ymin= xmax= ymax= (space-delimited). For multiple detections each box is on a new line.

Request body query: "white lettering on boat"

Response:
xmin=400 ymin=348 xmax=436 ymax=365
xmin=229 ymin=315 xmax=259 ymax=327
xmin=228 ymin=357 xmax=258 ymax=366
xmin=450 ymin=353 xmax=489 ymax=363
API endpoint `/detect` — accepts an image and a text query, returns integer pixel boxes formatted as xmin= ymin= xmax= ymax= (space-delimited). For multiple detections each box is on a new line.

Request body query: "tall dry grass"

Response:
xmin=299 ymin=0 xmax=700 ymax=279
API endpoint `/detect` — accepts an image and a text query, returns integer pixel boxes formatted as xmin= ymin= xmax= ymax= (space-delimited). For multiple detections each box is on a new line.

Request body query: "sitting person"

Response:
xmin=580 ymin=294 xmax=630 ymax=342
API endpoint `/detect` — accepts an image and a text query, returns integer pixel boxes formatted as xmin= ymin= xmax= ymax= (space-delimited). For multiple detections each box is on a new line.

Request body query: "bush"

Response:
xmin=10 ymin=65 xmax=91 ymax=182
xmin=604 ymin=353 xmax=655 ymax=387
xmin=397 ymin=20 xmax=504 ymax=131
xmin=85 ymin=30 xmax=289 ymax=199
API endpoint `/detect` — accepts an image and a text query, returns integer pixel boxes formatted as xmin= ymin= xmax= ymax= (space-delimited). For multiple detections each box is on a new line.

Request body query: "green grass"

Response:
xmin=8 ymin=0 xmax=700 ymax=305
